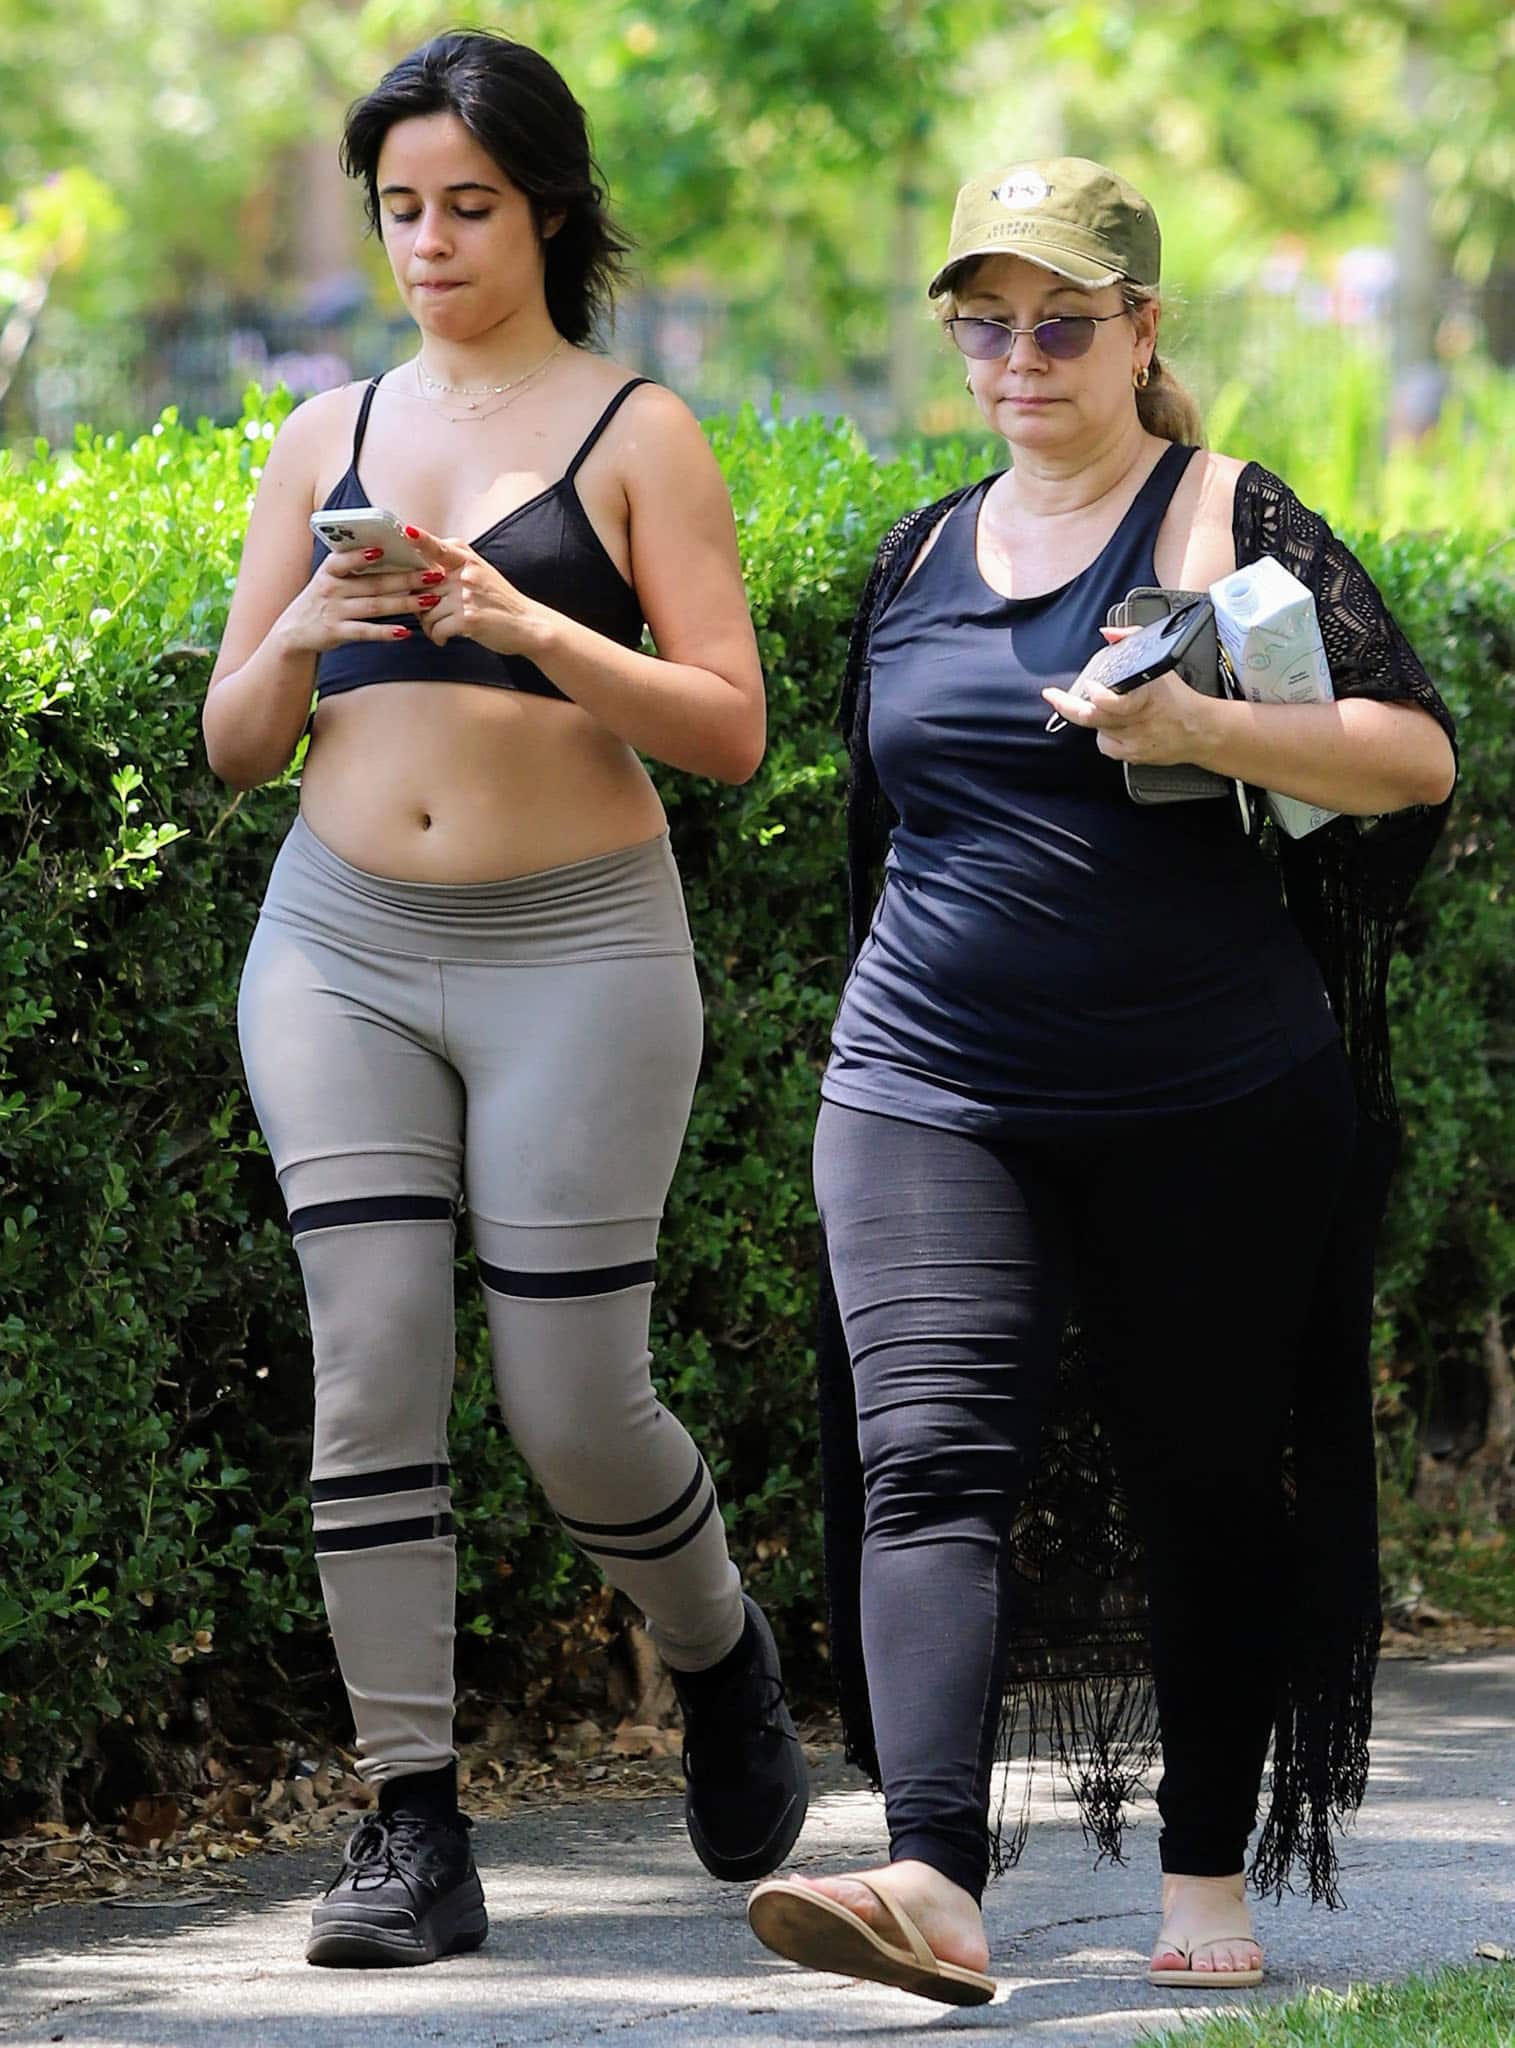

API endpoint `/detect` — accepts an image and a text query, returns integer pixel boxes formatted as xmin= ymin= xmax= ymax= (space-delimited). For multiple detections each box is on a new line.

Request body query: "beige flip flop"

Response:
xmin=747 ymin=1874 xmax=996 ymax=2007
xmin=1147 ymin=1932 xmax=1264 ymax=1990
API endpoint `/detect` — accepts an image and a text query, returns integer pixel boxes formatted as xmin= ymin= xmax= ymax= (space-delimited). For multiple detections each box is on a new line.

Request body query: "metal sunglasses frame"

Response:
xmin=946 ymin=311 xmax=1128 ymax=361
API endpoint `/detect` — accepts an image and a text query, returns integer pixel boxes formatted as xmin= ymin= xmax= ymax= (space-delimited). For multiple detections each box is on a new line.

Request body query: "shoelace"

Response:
xmin=330 ymin=1812 xmax=466 ymax=1897
xmin=683 ymin=1671 xmax=792 ymax=1777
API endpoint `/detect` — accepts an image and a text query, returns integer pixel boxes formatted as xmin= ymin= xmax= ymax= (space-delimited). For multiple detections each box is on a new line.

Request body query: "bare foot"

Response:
xmin=793 ymin=1860 xmax=990 ymax=1975
xmin=1151 ymin=1871 xmax=1262 ymax=1978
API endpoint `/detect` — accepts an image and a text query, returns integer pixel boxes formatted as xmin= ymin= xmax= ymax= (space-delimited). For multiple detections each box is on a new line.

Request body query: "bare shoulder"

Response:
xmin=607 ymin=376 xmax=721 ymax=503
xmin=272 ymin=379 xmax=366 ymax=453
xmin=603 ymin=374 xmax=704 ymax=452
xmin=1159 ymin=446 xmax=1246 ymax=588
xmin=1191 ymin=448 xmax=1246 ymax=527
xmin=259 ymin=380 xmax=367 ymax=495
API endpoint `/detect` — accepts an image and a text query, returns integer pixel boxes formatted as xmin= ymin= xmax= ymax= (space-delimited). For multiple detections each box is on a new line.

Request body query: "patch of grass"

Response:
xmin=1379 ymin=1486 xmax=1515 ymax=1632
xmin=1143 ymin=1963 xmax=1515 ymax=2046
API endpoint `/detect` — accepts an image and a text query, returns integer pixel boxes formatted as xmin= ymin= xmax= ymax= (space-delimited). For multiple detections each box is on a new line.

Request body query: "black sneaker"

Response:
xmin=306 ymin=1811 xmax=487 ymax=1967
xmin=672 ymin=1594 xmax=810 ymax=1882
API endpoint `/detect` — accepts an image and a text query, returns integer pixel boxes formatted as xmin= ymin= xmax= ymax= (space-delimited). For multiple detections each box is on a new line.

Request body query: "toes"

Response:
xmin=1192 ymin=1942 xmax=1259 ymax=1975
xmin=796 ymin=1876 xmax=885 ymax=1929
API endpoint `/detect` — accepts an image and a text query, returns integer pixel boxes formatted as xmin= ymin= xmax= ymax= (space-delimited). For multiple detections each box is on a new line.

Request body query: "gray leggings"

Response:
xmin=237 ymin=815 xmax=743 ymax=1784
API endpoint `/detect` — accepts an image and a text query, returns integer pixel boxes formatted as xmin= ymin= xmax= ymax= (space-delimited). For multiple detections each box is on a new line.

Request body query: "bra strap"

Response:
xmin=565 ymin=377 xmax=653 ymax=481
xmin=350 ymin=376 xmax=382 ymax=462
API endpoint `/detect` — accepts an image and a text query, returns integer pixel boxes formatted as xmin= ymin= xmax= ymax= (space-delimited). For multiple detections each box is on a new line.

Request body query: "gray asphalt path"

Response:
xmin=2 ymin=1652 xmax=1512 ymax=2046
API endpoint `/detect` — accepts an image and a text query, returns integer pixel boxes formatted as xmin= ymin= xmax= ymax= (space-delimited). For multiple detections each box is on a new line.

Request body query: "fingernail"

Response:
xmin=420 ymin=570 xmax=445 ymax=585
xmin=363 ymin=548 xmax=384 ymax=560
xmin=416 ymin=594 xmax=439 ymax=609
xmin=391 ymin=627 xmax=411 ymax=639
xmin=404 ymin=525 xmax=421 ymax=539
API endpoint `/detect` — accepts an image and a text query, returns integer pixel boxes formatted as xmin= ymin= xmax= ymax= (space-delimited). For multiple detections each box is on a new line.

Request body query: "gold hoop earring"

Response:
xmin=1133 ymin=363 xmax=1151 ymax=391
xmin=964 ymin=374 xmax=973 ymax=392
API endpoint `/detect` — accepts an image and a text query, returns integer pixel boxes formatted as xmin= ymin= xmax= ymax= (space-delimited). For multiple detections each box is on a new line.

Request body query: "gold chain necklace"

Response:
xmin=413 ymin=338 xmax=564 ymax=411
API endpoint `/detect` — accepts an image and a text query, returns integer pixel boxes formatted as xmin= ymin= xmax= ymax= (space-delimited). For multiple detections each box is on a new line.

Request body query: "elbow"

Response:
xmin=202 ymin=722 xmax=278 ymax=792
xmin=720 ymin=701 xmax=767 ymax=786
xmin=202 ymin=725 xmax=248 ymax=790
xmin=719 ymin=731 xmax=767 ymax=786
xmin=1424 ymin=749 xmax=1457 ymax=808
xmin=1405 ymin=735 xmax=1457 ymax=809
xmin=687 ymin=707 xmax=764 ymax=785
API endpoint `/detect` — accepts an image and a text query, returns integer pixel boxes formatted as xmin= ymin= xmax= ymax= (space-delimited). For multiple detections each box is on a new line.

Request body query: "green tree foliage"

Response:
xmin=0 ymin=402 xmax=1509 ymax=1809
xmin=4 ymin=4 xmax=1509 ymax=373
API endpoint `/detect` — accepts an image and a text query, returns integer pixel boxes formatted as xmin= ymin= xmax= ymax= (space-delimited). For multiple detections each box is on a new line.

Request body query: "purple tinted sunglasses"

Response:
xmin=946 ymin=312 xmax=1126 ymax=362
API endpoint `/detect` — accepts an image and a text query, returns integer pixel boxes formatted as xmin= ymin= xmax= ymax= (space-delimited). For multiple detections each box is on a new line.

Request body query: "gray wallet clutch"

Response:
xmin=1104 ymin=587 xmax=1243 ymax=812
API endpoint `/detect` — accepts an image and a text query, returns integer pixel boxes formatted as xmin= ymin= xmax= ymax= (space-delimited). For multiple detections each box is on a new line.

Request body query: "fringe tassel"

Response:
xmin=1249 ymin=1614 xmax=1379 ymax=1907
xmin=988 ymin=1672 xmax=1163 ymax=1878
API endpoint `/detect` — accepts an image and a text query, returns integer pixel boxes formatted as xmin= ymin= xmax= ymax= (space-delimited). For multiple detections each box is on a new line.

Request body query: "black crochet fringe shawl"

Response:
xmin=816 ymin=462 xmax=1457 ymax=1906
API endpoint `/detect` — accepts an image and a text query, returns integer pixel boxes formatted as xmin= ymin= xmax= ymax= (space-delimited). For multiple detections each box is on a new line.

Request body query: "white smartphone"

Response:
xmin=309 ymin=506 xmax=428 ymax=574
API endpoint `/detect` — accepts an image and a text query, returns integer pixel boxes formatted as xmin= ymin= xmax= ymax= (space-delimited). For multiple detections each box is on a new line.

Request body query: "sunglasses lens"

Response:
xmin=948 ymin=318 xmax=1011 ymax=361
xmin=1034 ymin=317 xmax=1097 ymax=360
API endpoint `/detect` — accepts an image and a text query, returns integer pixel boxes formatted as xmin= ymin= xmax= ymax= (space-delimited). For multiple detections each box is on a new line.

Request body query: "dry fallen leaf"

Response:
xmin=123 ymin=1799 xmax=182 ymax=1850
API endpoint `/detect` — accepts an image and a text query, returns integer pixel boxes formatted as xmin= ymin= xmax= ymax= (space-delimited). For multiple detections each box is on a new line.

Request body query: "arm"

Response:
xmin=1042 ymin=682 xmax=1457 ymax=814
xmin=407 ymin=388 xmax=766 ymax=784
xmin=1044 ymin=454 xmax=1457 ymax=813
xmin=201 ymin=391 xmax=428 ymax=789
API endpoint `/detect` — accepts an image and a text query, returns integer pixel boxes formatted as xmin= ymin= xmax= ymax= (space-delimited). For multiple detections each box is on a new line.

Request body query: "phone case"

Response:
xmin=309 ymin=509 xmax=427 ymax=573
xmin=1105 ymin=587 xmax=1241 ymax=809
xmin=1073 ymin=596 xmax=1213 ymax=696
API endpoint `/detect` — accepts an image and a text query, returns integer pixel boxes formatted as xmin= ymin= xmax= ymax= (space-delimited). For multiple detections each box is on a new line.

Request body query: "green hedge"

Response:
xmin=0 ymin=399 xmax=1509 ymax=1808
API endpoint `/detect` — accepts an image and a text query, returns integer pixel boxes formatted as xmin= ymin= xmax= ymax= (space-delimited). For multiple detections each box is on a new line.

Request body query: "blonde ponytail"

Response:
xmin=1124 ymin=285 xmax=1205 ymax=446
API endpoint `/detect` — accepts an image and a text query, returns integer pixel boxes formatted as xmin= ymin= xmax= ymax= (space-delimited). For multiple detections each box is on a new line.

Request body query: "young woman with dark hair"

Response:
xmin=204 ymin=29 xmax=806 ymax=1970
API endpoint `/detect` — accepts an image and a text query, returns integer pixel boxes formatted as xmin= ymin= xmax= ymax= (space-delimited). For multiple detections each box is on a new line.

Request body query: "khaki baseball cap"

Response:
xmin=928 ymin=157 xmax=1160 ymax=297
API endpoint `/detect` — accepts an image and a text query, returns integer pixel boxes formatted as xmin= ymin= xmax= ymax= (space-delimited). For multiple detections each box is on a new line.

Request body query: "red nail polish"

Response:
xmin=364 ymin=548 xmax=384 ymax=560
xmin=391 ymin=627 xmax=411 ymax=639
xmin=404 ymin=526 xmax=421 ymax=539
xmin=420 ymin=570 xmax=445 ymax=585
xmin=416 ymin=594 xmax=439 ymax=608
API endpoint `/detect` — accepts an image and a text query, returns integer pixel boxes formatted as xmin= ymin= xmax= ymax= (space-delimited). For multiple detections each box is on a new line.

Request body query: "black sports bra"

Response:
xmin=310 ymin=374 xmax=651 ymax=703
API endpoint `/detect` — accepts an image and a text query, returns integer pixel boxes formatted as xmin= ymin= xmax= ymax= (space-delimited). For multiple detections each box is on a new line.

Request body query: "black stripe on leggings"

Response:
xmin=557 ymin=1455 xmax=706 ymax=1540
xmin=314 ymin=1513 xmax=455 ymax=1553
xmin=565 ymin=1486 xmax=717 ymax=1563
xmin=476 ymin=1256 xmax=655 ymax=1299
xmin=289 ymin=1195 xmax=454 ymax=1238
xmin=309 ymin=1463 xmax=450 ymax=1505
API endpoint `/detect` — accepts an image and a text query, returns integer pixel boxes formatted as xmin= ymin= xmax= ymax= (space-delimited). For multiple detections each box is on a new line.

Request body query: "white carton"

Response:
xmin=1208 ymin=555 xmax=1337 ymax=839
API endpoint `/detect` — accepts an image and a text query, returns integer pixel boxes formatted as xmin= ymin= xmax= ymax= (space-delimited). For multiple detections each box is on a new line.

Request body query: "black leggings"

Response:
xmin=813 ymin=1046 xmax=1357 ymax=1901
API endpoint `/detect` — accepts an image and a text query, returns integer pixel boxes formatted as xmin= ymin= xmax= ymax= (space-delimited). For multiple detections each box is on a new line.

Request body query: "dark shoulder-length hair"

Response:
xmin=340 ymin=29 xmax=632 ymax=346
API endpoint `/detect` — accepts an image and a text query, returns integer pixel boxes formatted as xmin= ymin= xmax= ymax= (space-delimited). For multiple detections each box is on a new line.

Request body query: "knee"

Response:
xmin=859 ymin=1412 xmax=1028 ymax=1543
xmin=301 ymin=1238 xmax=455 ymax=1472
xmin=508 ymin=1379 xmax=666 ymax=1506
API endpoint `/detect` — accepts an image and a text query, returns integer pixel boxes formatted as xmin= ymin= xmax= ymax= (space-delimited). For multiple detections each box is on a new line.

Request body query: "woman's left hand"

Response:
xmin=1042 ymin=626 xmax=1216 ymax=767
xmin=400 ymin=523 xmax=545 ymax=656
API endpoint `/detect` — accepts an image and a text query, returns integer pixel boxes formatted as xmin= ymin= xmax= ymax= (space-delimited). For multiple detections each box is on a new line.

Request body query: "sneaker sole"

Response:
xmin=688 ymin=1761 xmax=809 ymax=1883
xmin=306 ymin=1873 xmax=488 ymax=1968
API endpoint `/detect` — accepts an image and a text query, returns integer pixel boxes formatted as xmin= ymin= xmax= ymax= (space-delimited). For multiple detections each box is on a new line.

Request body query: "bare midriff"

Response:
xmin=299 ymin=681 xmax=667 ymax=883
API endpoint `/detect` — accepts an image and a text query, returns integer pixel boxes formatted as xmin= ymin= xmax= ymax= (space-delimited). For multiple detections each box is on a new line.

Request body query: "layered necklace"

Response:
xmin=413 ymin=337 xmax=565 ymax=424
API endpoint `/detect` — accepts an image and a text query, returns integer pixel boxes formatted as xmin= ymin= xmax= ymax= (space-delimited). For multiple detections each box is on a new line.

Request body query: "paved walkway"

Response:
xmin=2 ymin=1652 xmax=1512 ymax=2045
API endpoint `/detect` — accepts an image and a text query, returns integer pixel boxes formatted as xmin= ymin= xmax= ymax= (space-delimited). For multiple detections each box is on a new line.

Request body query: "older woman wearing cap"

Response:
xmin=746 ymin=158 xmax=1456 ymax=2006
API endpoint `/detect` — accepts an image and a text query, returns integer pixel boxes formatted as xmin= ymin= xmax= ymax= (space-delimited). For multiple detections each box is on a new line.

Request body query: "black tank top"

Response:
xmin=311 ymin=375 xmax=650 ymax=702
xmin=823 ymin=446 xmax=1338 ymax=1135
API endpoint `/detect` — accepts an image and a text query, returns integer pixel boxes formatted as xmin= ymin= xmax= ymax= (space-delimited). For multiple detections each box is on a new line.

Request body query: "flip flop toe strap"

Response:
xmin=1159 ymin=1930 xmax=1263 ymax=1965
xmin=852 ymin=1878 xmax=939 ymax=1971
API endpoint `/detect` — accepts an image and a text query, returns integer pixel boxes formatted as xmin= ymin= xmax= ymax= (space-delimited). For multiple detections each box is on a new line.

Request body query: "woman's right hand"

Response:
xmin=274 ymin=549 xmax=433 ymax=655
